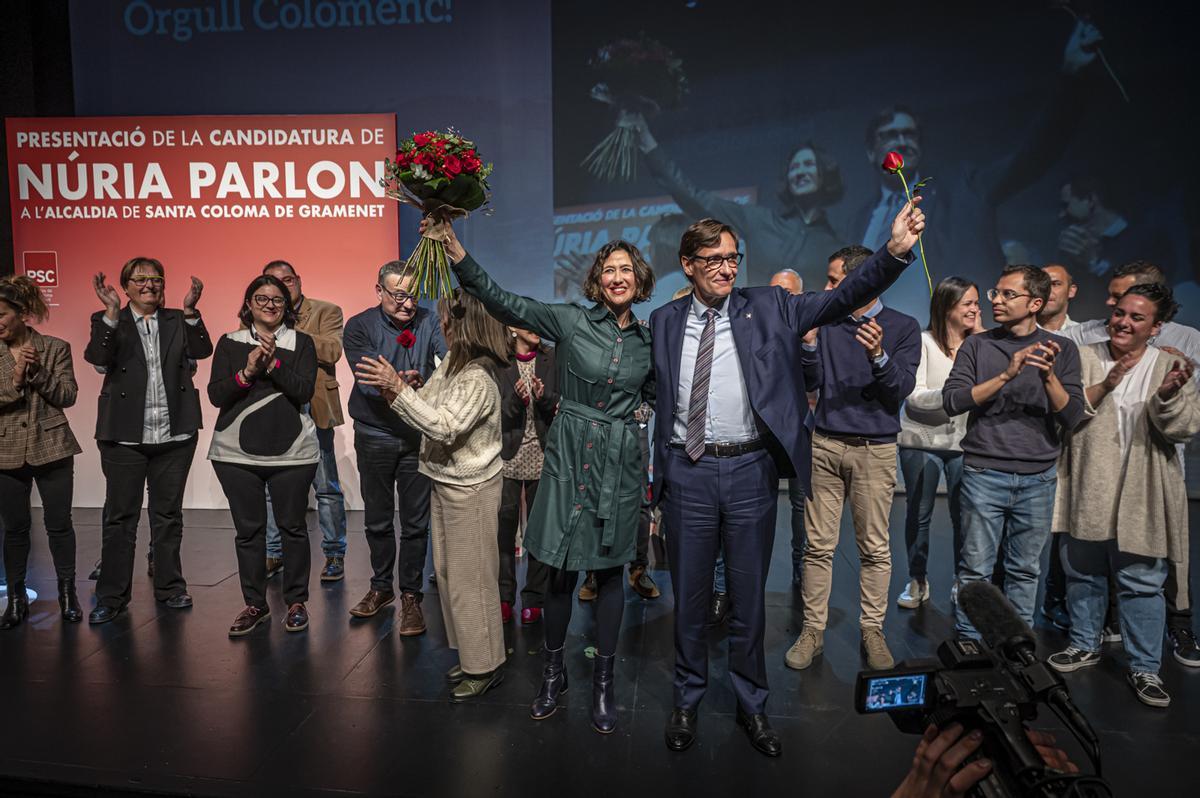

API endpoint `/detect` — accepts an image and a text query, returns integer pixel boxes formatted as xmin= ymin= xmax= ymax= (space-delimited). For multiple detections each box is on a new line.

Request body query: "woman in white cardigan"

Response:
xmin=355 ymin=290 xmax=511 ymax=702
xmin=896 ymin=277 xmax=980 ymax=608
xmin=1047 ymin=284 xmax=1199 ymax=709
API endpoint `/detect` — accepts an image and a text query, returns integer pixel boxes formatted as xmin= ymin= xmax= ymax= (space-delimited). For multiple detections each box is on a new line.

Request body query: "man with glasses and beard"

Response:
xmin=343 ymin=262 xmax=447 ymax=633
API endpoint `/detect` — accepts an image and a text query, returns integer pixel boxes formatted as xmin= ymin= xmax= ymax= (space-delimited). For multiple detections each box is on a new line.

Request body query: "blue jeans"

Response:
xmin=899 ymin=448 xmax=964 ymax=581
xmin=955 ymin=465 xmax=1056 ymax=638
xmin=1061 ymin=536 xmax=1167 ymax=673
xmin=266 ymin=424 xmax=347 ymax=558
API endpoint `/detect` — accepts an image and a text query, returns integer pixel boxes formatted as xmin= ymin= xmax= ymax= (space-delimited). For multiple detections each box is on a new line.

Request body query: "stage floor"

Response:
xmin=1 ymin=498 xmax=1197 ymax=797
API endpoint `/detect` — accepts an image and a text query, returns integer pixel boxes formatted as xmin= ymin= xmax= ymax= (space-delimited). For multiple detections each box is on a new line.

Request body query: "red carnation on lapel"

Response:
xmin=397 ymin=330 xmax=416 ymax=348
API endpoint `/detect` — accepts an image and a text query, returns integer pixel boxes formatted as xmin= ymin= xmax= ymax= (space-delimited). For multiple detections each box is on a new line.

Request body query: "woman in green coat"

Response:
xmin=430 ymin=219 xmax=655 ymax=735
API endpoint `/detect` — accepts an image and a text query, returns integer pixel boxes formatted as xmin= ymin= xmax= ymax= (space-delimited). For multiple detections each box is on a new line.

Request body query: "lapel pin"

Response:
xmin=745 ymin=312 xmax=752 ymax=319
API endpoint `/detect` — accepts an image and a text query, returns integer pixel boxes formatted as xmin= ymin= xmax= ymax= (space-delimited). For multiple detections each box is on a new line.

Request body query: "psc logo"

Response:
xmin=22 ymin=251 xmax=59 ymax=287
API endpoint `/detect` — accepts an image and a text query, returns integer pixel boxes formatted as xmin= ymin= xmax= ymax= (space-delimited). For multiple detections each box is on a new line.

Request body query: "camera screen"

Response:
xmin=863 ymin=674 xmax=928 ymax=712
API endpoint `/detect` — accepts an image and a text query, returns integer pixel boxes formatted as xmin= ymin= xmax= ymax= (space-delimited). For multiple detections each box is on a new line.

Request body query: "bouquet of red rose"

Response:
xmin=581 ymin=33 xmax=687 ymax=182
xmin=381 ymin=129 xmax=493 ymax=298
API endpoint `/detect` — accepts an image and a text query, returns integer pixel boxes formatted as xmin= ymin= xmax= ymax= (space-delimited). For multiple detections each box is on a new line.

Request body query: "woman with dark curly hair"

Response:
xmin=1048 ymin=283 xmax=1200 ymax=709
xmin=207 ymin=274 xmax=318 ymax=637
xmin=431 ymin=218 xmax=655 ymax=734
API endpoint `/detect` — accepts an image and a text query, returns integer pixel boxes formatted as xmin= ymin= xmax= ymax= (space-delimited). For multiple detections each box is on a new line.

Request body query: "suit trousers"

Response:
xmin=0 ymin=457 xmax=76 ymax=585
xmin=214 ymin=461 xmax=317 ymax=609
xmin=663 ymin=446 xmax=778 ymax=715
xmin=497 ymin=477 xmax=549 ymax=607
xmin=803 ymin=433 xmax=897 ymax=632
xmin=96 ymin=437 xmax=197 ymax=609
xmin=430 ymin=474 xmax=506 ymax=675
xmin=355 ymin=431 xmax=431 ymax=596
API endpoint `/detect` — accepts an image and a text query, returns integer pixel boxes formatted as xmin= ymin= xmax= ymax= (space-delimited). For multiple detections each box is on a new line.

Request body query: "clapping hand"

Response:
xmin=1022 ymin=340 xmax=1061 ymax=381
xmin=855 ymin=319 xmax=884 ymax=359
xmin=182 ymin=276 xmax=204 ymax=314
xmin=515 ymin=375 xmax=545 ymax=406
xmin=1062 ymin=19 xmax=1103 ymax=75
xmin=1158 ymin=358 xmax=1195 ymax=400
xmin=10 ymin=343 xmax=37 ymax=388
xmin=1102 ymin=351 xmax=1140 ymax=391
xmin=92 ymin=272 xmax=122 ymax=319
xmin=887 ymin=197 xmax=926 ymax=258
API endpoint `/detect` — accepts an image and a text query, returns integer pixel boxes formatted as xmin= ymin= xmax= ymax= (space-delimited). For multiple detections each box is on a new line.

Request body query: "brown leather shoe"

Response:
xmin=265 ymin=557 xmax=284 ymax=579
xmin=229 ymin=605 xmax=271 ymax=637
xmin=349 ymin=589 xmax=395 ymax=618
xmin=577 ymin=571 xmax=598 ymax=601
xmin=398 ymin=593 xmax=426 ymax=636
xmin=285 ymin=603 xmax=309 ymax=632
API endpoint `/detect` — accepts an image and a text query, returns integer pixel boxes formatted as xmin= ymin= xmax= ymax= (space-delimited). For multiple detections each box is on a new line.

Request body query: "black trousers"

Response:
xmin=214 ymin=461 xmax=317 ymax=609
xmin=497 ymin=477 xmax=550 ymax=606
xmin=355 ymin=431 xmax=431 ymax=597
xmin=96 ymin=437 xmax=196 ymax=609
xmin=0 ymin=457 xmax=76 ymax=586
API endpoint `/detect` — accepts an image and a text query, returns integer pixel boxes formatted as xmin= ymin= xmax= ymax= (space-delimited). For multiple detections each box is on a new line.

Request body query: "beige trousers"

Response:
xmin=429 ymin=473 xmax=506 ymax=675
xmin=802 ymin=433 xmax=897 ymax=632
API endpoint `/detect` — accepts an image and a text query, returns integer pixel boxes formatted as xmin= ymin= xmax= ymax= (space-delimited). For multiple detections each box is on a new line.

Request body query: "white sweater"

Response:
xmin=388 ymin=359 xmax=502 ymax=486
xmin=898 ymin=330 xmax=968 ymax=452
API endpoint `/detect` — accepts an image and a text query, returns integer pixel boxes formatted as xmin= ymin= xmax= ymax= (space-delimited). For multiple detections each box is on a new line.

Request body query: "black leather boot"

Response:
xmin=58 ymin=578 xmax=83 ymax=623
xmin=530 ymin=646 xmax=568 ymax=720
xmin=1 ymin=585 xmax=29 ymax=630
xmin=592 ymin=653 xmax=617 ymax=734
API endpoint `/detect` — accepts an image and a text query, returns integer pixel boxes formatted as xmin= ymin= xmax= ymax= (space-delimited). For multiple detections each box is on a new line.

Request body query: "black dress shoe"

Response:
xmin=707 ymin=592 xmax=730 ymax=626
xmin=58 ymin=578 xmax=83 ymax=623
xmin=736 ymin=708 xmax=782 ymax=757
xmin=89 ymin=605 xmax=122 ymax=625
xmin=665 ymin=708 xmax=698 ymax=752
xmin=164 ymin=593 xmax=193 ymax=609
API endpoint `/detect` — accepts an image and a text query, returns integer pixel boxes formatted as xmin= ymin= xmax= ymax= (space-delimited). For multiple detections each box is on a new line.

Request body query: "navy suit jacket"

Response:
xmin=650 ymin=246 xmax=913 ymax=505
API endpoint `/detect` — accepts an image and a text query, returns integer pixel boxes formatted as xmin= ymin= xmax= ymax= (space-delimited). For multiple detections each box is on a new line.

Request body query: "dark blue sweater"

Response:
xmin=802 ymin=304 xmax=921 ymax=443
xmin=343 ymin=304 xmax=448 ymax=445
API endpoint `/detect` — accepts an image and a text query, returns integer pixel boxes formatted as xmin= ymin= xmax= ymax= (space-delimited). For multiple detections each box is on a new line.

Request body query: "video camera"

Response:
xmin=855 ymin=582 xmax=1113 ymax=797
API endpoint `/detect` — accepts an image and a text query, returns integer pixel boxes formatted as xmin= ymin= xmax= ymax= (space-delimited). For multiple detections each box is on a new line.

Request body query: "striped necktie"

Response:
xmin=685 ymin=308 xmax=718 ymax=461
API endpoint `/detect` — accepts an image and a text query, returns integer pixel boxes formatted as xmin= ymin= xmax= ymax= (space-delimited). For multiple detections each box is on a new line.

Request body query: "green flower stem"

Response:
xmin=896 ymin=169 xmax=932 ymax=296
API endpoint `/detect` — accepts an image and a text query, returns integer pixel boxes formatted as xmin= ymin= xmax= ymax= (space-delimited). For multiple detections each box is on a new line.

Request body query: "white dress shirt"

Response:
xmin=671 ymin=295 xmax=757 ymax=444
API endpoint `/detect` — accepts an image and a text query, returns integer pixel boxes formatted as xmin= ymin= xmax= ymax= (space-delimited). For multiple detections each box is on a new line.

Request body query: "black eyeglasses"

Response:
xmin=688 ymin=253 xmax=743 ymax=271
xmin=128 ymin=276 xmax=164 ymax=287
xmin=252 ymin=295 xmax=286 ymax=308
xmin=986 ymin=288 xmax=1031 ymax=303
xmin=382 ymin=288 xmax=418 ymax=304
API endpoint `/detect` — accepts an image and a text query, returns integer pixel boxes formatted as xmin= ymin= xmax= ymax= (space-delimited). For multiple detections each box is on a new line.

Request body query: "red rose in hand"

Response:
xmin=412 ymin=132 xmax=432 ymax=147
xmin=397 ymin=330 xmax=416 ymax=348
xmin=881 ymin=151 xmax=904 ymax=174
xmin=443 ymin=155 xmax=463 ymax=176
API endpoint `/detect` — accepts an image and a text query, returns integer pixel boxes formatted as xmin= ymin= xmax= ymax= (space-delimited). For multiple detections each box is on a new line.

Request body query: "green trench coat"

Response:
xmin=453 ymin=255 xmax=654 ymax=571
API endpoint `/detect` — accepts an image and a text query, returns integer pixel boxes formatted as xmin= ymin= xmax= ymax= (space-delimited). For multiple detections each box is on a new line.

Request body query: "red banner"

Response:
xmin=6 ymin=114 xmax=398 ymax=508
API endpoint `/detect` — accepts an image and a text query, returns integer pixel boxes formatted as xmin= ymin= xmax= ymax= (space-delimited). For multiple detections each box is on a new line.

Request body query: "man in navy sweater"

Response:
xmin=786 ymin=244 xmax=921 ymax=673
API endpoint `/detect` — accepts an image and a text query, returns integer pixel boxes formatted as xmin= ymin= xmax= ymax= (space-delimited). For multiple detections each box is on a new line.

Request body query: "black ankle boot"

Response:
xmin=592 ymin=653 xmax=617 ymax=734
xmin=58 ymin=578 xmax=83 ymax=623
xmin=530 ymin=646 xmax=568 ymax=720
xmin=1 ymin=585 xmax=29 ymax=630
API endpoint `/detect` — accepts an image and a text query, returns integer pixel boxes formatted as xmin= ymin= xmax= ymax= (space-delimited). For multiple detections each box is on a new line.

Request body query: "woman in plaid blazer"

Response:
xmin=0 ymin=275 xmax=83 ymax=629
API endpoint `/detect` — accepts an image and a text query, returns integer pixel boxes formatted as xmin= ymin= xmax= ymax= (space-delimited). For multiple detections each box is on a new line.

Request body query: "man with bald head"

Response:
xmin=769 ymin=269 xmax=803 ymax=295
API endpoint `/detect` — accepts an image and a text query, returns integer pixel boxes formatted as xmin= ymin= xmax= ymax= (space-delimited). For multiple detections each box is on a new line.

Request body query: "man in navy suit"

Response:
xmin=651 ymin=202 xmax=925 ymax=757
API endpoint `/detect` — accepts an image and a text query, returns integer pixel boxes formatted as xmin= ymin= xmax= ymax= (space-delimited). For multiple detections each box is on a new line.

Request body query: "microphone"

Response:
xmin=958 ymin=581 xmax=1037 ymax=665
xmin=959 ymin=580 xmax=1103 ymax=773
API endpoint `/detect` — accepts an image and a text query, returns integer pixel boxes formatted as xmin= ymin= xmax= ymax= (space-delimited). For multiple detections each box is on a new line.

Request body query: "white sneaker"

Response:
xmin=897 ymin=579 xmax=930 ymax=609
xmin=950 ymin=580 xmax=959 ymax=605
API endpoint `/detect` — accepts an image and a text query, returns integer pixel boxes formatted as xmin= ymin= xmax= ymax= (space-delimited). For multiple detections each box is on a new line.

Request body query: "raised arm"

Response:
xmin=780 ymin=201 xmax=922 ymax=335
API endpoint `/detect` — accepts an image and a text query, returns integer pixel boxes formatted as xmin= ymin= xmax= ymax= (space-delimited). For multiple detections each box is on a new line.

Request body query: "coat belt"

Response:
xmin=558 ymin=399 xmax=630 ymax=549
